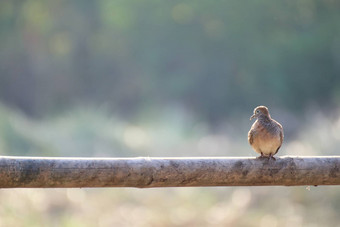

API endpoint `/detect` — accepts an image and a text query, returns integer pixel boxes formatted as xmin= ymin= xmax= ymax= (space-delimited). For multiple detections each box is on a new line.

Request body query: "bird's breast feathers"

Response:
xmin=248 ymin=121 xmax=282 ymax=155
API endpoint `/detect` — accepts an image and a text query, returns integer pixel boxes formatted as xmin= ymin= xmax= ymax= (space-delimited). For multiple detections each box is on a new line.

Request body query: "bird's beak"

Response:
xmin=250 ymin=114 xmax=256 ymax=120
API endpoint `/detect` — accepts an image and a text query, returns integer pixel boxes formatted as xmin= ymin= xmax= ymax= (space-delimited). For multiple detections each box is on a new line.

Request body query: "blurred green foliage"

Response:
xmin=1 ymin=186 xmax=340 ymax=226
xmin=1 ymin=0 xmax=340 ymax=122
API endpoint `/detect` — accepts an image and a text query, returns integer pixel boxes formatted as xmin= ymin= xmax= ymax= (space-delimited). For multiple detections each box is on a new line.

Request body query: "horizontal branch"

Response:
xmin=0 ymin=156 xmax=339 ymax=188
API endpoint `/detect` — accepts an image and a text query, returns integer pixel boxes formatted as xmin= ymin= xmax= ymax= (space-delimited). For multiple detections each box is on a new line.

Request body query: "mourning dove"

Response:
xmin=248 ymin=106 xmax=284 ymax=159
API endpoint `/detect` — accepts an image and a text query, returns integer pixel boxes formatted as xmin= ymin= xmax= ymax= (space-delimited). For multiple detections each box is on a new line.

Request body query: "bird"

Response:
xmin=248 ymin=106 xmax=284 ymax=160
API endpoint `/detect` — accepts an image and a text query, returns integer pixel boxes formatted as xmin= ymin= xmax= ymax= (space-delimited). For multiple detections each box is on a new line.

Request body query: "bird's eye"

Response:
xmin=256 ymin=110 xmax=260 ymax=113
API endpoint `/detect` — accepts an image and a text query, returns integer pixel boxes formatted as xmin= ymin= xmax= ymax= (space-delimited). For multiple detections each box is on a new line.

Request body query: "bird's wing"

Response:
xmin=248 ymin=129 xmax=254 ymax=145
xmin=279 ymin=127 xmax=284 ymax=144
xmin=275 ymin=121 xmax=284 ymax=144
xmin=274 ymin=122 xmax=284 ymax=155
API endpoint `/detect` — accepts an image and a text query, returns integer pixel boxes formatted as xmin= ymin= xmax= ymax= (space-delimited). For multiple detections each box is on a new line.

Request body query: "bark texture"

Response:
xmin=0 ymin=156 xmax=339 ymax=188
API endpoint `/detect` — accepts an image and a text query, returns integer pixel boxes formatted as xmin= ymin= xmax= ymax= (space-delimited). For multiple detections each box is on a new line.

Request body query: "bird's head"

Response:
xmin=250 ymin=106 xmax=270 ymax=120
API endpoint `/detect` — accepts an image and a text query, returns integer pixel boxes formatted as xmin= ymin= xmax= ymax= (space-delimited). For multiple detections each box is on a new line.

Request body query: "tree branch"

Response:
xmin=0 ymin=156 xmax=339 ymax=188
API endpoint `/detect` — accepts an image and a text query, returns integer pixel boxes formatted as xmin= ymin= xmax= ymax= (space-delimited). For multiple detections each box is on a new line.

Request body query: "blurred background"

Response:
xmin=1 ymin=0 xmax=340 ymax=226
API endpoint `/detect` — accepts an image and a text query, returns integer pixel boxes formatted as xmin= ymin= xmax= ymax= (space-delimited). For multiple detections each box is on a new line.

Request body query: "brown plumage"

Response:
xmin=248 ymin=106 xmax=284 ymax=159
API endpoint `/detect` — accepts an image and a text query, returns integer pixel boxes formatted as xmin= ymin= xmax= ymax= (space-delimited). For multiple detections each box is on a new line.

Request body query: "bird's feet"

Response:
xmin=268 ymin=154 xmax=276 ymax=161
xmin=257 ymin=152 xmax=266 ymax=159
xmin=257 ymin=153 xmax=276 ymax=160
